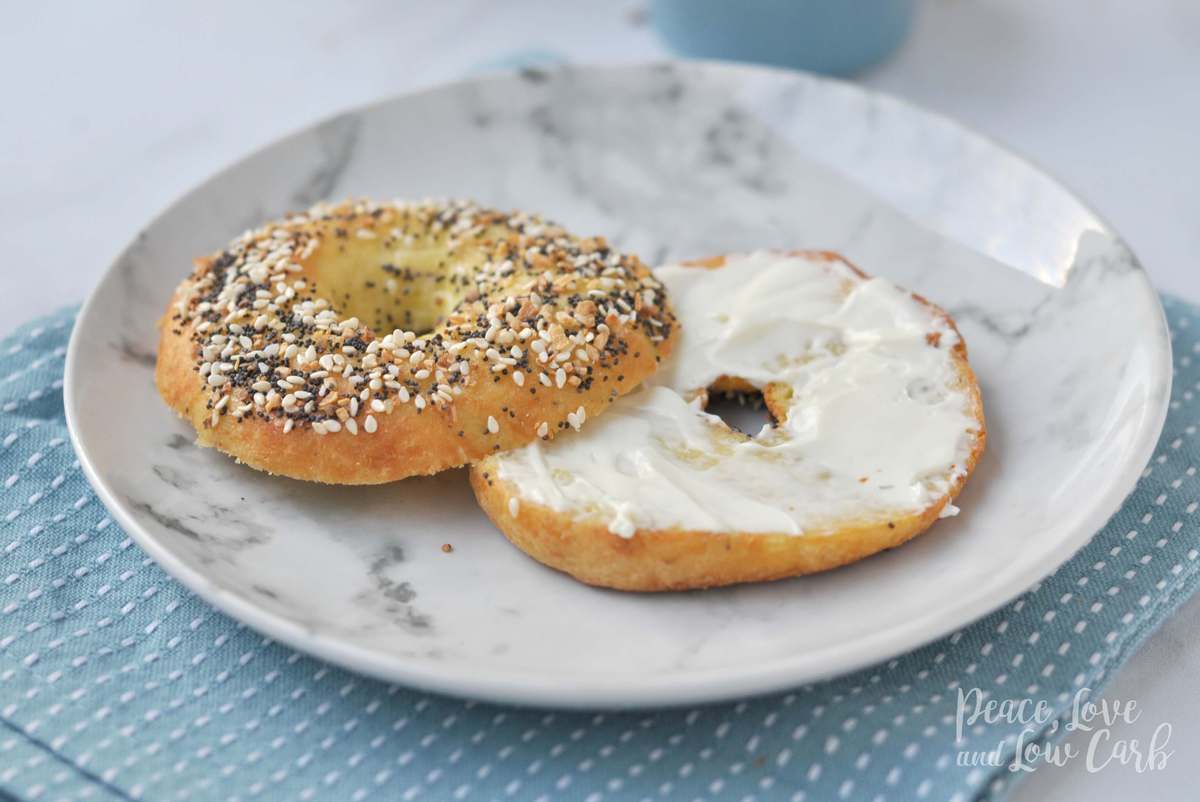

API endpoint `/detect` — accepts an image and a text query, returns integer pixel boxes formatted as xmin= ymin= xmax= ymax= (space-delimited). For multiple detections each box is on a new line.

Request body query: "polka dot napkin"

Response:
xmin=0 ymin=299 xmax=1196 ymax=802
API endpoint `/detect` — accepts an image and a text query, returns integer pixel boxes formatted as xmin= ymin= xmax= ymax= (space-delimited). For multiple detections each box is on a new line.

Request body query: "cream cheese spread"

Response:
xmin=493 ymin=251 xmax=981 ymax=538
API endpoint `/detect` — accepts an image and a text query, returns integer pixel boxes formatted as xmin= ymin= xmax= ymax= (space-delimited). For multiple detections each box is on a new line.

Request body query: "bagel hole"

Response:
xmin=706 ymin=388 xmax=775 ymax=437
xmin=318 ymin=240 xmax=473 ymax=335
xmin=334 ymin=266 xmax=464 ymax=336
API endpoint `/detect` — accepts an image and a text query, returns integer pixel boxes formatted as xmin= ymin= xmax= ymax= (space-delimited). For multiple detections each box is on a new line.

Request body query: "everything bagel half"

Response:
xmin=471 ymin=251 xmax=986 ymax=591
xmin=156 ymin=199 xmax=676 ymax=483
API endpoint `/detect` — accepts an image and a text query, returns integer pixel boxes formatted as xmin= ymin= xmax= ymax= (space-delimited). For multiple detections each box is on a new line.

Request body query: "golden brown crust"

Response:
xmin=156 ymin=311 xmax=665 ymax=483
xmin=155 ymin=199 xmax=676 ymax=484
xmin=470 ymin=251 xmax=986 ymax=591
xmin=470 ymin=467 xmax=972 ymax=592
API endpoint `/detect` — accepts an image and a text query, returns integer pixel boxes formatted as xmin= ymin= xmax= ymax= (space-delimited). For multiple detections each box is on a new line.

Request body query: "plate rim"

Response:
xmin=64 ymin=60 xmax=1173 ymax=709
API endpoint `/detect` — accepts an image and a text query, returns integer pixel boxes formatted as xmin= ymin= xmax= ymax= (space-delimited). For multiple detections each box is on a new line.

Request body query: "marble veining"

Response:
xmin=289 ymin=112 xmax=362 ymax=210
xmin=64 ymin=63 xmax=1171 ymax=705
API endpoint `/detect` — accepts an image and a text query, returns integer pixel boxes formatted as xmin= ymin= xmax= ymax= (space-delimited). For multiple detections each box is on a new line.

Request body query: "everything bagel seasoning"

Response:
xmin=169 ymin=199 xmax=675 ymax=436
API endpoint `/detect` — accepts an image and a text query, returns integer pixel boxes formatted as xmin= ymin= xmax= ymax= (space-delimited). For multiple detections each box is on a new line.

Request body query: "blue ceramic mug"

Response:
xmin=650 ymin=0 xmax=917 ymax=76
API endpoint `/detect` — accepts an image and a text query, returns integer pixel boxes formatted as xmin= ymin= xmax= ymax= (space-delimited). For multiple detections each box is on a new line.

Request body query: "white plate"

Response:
xmin=65 ymin=62 xmax=1171 ymax=709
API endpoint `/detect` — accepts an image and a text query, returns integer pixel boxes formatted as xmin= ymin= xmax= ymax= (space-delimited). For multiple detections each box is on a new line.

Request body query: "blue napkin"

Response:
xmin=0 ymin=299 xmax=1195 ymax=802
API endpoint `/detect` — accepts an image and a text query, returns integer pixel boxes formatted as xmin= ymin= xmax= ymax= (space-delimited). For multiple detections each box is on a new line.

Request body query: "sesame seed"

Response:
xmin=364 ymin=414 xmax=378 ymax=433
xmin=555 ymin=368 xmax=567 ymax=389
xmin=414 ymin=395 xmax=426 ymax=410
xmin=537 ymin=421 xmax=549 ymax=438
xmin=487 ymin=415 xmax=499 ymax=434
xmin=512 ymin=371 xmax=525 ymax=387
xmin=323 ymin=419 xmax=342 ymax=433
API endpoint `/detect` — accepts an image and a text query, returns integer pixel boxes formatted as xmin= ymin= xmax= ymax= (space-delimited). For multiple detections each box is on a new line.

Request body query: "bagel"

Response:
xmin=470 ymin=251 xmax=986 ymax=591
xmin=155 ymin=199 xmax=677 ymax=483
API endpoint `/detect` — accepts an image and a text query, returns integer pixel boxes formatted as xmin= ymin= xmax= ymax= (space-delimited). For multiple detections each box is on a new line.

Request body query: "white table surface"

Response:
xmin=2 ymin=1 xmax=1196 ymax=798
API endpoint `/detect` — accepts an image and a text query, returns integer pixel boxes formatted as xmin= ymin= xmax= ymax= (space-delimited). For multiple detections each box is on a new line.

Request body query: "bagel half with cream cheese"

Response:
xmin=470 ymin=251 xmax=985 ymax=591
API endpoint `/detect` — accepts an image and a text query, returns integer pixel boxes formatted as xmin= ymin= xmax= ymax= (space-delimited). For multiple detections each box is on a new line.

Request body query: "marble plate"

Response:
xmin=64 ymin=62 xmax=1171 ymax=709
